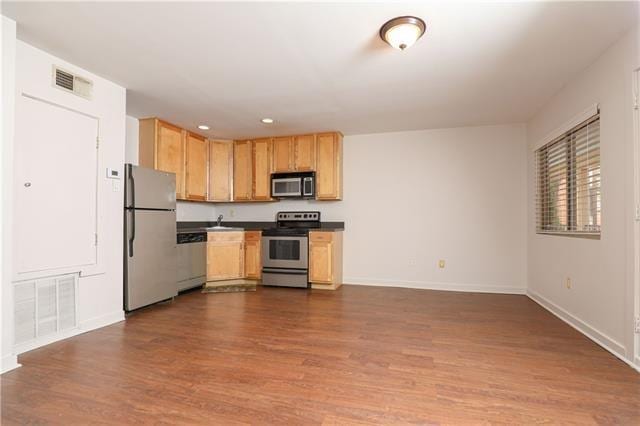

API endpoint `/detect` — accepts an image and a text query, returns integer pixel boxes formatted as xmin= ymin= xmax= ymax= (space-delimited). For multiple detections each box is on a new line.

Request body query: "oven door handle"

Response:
xmin=262 ymin=268 xmax=308 ymax=275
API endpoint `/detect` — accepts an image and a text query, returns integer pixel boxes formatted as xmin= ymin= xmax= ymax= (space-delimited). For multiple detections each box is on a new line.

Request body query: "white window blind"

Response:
xmin=535 ymin=114 xmax=601 ymax=235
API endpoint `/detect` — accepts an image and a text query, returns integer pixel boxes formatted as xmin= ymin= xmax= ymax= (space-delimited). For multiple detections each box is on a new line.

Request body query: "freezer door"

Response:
xmin=124 ymin=209 xmax=177 ymax=311
xmin=125 ymin=164 xmax=176 ymax=210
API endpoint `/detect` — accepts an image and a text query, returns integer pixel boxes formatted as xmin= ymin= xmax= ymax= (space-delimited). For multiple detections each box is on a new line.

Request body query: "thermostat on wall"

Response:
xmin=106 ymin=168 xmax=120 ymax=179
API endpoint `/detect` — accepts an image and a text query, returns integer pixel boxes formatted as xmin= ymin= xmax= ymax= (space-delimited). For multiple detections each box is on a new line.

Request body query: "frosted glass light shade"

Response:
xmin=380 ymin=16 xmax=426 ymax=51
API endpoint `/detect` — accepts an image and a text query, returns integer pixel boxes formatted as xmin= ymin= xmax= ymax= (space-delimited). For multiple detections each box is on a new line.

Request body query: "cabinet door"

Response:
xmin=272 ymin=136 xmax=293 ymax=172
xmin=233 ymin=140 xmax=253 ymax=201
xmin=316 ymin=132 xmax=342 ymax=200
xmin=185 ymin=132 xmax=208 ymax=201
xmin=309 ymin=239 xmax=333 ymax=283
xmin=252 ymin=138 xmax=272 ymax=200
xmin=208 ymin=140 xmax=233 ymax=202
xmin=207 ymin=239 xmax=244 ymax=281
xmin=244 ymin=232 xmax=262 ymax=279
xmin=294 ymin=134 xmax=316 ymax=171
xmin=156 ymin=121 xmax=186 ymax=199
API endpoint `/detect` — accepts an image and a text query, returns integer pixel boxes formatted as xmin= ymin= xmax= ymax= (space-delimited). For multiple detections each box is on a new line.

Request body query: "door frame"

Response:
xmin=633 ymin=67 xmax=640 ymax=368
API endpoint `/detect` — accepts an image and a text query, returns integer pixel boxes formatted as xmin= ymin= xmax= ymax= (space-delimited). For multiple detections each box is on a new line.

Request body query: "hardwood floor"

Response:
xmin=2 ymin=285 xmax=639 ymax=425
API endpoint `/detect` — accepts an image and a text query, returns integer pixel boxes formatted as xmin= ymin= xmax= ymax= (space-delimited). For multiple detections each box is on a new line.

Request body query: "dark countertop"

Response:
xmin=177 ymin=221 xmax=344 ymax=233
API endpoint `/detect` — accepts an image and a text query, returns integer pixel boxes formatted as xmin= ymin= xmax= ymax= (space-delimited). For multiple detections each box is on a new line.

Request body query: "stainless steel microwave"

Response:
xmin=271 ymin=172 xmax=315 ymax=199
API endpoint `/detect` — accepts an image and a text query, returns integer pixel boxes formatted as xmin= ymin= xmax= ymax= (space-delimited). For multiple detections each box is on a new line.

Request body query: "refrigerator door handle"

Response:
xmin=128 ymin=164 xmax=135 ymax=257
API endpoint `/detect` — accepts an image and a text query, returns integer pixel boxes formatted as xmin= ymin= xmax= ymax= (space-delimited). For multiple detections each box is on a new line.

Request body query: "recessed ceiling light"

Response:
xmin=380 ymin=16 xmax=426 ymax=51
xmin=198 ymin=125 xmax=210 ymax=130
xmin=261 ymin=118 xmax=274 ymax=124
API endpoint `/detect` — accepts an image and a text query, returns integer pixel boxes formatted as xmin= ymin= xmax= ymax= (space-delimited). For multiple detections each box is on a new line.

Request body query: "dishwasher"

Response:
xmin=176 ymin=231 xmax=207 ymax=292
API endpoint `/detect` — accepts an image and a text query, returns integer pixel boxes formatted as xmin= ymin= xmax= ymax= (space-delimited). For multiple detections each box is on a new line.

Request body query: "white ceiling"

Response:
xmin=3 ymin=1 xmax=638 ymax=139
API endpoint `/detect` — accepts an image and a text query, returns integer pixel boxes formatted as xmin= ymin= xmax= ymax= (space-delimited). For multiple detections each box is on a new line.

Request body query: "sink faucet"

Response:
xmin=217 ymin=214 xmax=223 ymax=227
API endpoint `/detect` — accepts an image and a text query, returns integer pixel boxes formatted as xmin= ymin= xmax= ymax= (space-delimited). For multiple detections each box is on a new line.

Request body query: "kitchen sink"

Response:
xmin=205 ymin=226 xmax=244 ymax=231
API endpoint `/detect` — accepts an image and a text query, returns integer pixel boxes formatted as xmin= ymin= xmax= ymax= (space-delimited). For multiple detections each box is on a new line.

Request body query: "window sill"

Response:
xmin=536 ymin=231 xmax=600 ymax=240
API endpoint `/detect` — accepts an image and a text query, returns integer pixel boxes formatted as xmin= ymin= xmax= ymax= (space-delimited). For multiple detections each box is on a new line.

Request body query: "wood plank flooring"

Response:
xmin=2 ymin=285 xmax=639 ymax=424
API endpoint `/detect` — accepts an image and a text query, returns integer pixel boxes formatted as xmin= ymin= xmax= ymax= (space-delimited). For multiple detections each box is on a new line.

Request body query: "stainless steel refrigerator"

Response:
xmin=124 ymin=164 xmax=178 ymax=311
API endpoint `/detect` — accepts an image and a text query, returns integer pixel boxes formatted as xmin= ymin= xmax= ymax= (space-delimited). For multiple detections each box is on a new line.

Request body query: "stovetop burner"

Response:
xmin=262 ymin=211 xmax=322 ymax=237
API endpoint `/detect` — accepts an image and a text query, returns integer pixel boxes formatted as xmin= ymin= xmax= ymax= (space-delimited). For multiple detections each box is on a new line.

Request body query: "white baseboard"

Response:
xmin=526 ymin=289 xmax=639 ymax=373
xmin=344 ymin=277 xmax=526 ymax=295
xmin=13 ymin=310 xmax=124 ymax=356
xmin=1 ymin=354 xmax=21 ymax=374
xmin=79 ymin=310 xmax=125 ymax=333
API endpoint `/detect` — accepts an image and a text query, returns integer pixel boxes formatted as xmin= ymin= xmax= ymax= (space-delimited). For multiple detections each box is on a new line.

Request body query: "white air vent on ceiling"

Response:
xmin=52 ymin=66 xmax=93 ymax=99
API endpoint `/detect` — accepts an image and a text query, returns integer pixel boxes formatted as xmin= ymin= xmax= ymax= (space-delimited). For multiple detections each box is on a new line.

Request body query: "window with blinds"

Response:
xmin=535 ymin=114 xmax=601 ymax=236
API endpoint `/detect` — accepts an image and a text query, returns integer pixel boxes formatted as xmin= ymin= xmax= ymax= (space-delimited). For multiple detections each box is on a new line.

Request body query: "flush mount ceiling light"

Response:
xmin=197 ymin=124 xmax=210 ymax=130
xmin=261 ymin=118 xmax=274 ymax=124
xmin=379 ymin=16 xmax=426 ymax=51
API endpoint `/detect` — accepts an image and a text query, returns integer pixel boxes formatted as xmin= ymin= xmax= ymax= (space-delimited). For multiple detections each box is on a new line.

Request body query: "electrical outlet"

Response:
xmin=438 ymin=260 xmax=445 ymax=269
xmin=229 ymin=208 xmax=235 ymax=218
xmin=565 ymin=277 xmax=572 ymax=289
xmin=635 ymin=317 xmax=640 ymax=334
xmin=408 ymin=259 xmax=417 ymax=266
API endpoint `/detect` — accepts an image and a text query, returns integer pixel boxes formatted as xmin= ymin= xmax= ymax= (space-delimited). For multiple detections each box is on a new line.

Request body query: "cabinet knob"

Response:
xmin=24 ymin=182 xmax=31 ymax=188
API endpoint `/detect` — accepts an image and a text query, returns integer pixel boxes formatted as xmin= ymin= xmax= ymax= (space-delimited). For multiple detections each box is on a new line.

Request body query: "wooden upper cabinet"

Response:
xmin=252 ymin=138 xmax=272 ymax=201
xmin=233 ymin=140 xmax=253 ymax=201
xmin=293 ymin=134 xmax=316 ymax=171
xmin=208 ymin=140 xmax=233 ymax=202
xmin=316 ymin=132 xmax=343 ymax=200
xmin=140 ymin=119 xmax=343 ymax=203
xmin=272 ymin=136 xmax=293 ymax=173
xmin=273 ymin=135 xmax=316 ymax=172
xmin=184 ymin=132 xmax=208 ymax=201
xmin=139 ymin=118 xmax=186 ymax=199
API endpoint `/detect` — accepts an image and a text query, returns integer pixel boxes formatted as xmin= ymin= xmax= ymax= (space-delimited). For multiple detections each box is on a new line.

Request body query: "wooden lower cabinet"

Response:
xmin=309 ymin=231 xmax=343 ymax=290
xmin=206 ymin=232 xmax=244 ymax=281
xmin=244 ymin=231 xmax=262 ymax=279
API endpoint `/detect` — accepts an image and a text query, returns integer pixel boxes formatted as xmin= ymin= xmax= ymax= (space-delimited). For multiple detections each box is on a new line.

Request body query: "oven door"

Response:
xmin=272 ymin=177 xmax=302 ymax=197
xmin=261 ymin=236 xmax=308 ymax=269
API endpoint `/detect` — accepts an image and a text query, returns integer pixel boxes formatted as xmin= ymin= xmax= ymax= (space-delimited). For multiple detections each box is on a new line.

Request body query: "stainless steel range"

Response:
xmin=261 ymin=211 xmax=321 ymax=288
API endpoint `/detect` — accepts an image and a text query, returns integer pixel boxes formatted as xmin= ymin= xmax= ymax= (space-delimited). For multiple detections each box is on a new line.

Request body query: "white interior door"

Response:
xmin=13 ymin=94 xmax=99 ymax=276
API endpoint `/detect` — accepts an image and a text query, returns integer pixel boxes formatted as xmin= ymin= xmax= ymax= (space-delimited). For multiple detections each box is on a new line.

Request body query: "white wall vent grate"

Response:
xmin=52 ymin=66 xmax=93 ymax=99
xmin=14 ymin=273 xmax=79 ymax=346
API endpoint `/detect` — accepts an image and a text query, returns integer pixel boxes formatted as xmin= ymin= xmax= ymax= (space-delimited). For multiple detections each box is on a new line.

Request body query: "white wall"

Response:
xmin=526 ymin=26 xmax=639 ymax=365
xmin=163 ymin=125 xmax=528 ymax=293
xmin=125 ymin=115 xmax=139 ymax=165
xmin=1 ymin=16 xmax=18 ymax=373
xmin=177 ymin=201 xmax=220 ymax=221
xmin=5 ymin=41 xmax=126 ymax=360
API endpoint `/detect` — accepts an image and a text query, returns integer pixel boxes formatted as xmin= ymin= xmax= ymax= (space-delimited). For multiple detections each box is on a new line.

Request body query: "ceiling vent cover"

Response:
xmin=52 ymin=66 xmax=93 ymax=99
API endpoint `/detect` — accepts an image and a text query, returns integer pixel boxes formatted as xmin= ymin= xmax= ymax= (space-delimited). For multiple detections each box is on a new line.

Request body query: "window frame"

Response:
xmin=535 ymin=114 xmax=601 ymax=239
